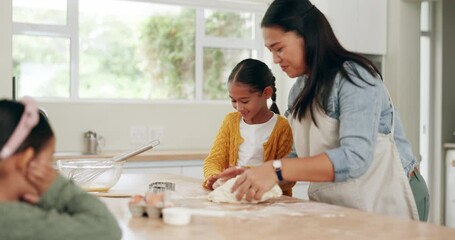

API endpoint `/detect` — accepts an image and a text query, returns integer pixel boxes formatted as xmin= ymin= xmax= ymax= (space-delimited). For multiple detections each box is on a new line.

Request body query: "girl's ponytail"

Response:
xmin=269 ymin=76 xmax=280 ymax=114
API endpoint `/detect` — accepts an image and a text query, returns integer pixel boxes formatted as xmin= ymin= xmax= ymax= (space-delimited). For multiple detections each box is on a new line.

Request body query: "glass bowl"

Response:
xmin=56 ymin=158 xmax=124 ymax=192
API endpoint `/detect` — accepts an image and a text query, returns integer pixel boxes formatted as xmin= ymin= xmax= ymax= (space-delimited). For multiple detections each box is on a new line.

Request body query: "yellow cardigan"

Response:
xmin=203 ymin=112 xmax=295 ymax=196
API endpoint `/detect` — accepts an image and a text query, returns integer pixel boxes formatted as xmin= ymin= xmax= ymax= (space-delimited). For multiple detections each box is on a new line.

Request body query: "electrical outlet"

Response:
xmin=148 ymin=126 xmax=163 ymax=142
xmin=130 ymin=126 xmax=148 ymax=144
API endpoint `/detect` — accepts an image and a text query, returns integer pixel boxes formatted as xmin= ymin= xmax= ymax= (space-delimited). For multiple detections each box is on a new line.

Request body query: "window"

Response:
xmin=12 ymin=0 xmax=265 ymax=101
xmin=13 ymin=35 xmax=70 ymax=98
xmin=13 ymin=0 xmax=67 ymax=25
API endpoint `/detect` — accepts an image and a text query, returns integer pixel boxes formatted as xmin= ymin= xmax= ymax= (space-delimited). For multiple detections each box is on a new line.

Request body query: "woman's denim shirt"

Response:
xmin=286 ymin=62 xmax=417 ymax=182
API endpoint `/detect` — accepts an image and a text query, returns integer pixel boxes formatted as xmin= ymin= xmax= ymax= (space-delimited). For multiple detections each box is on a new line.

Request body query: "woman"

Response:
xmin=224 ymin=0 xmax=429 ymax=221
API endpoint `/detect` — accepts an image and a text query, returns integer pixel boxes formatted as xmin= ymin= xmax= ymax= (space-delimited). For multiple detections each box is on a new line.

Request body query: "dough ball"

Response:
xmin=208 ymin=176 xmax=282 ymax=204
xmin=212 ymin=178 xmax=224 ymax=189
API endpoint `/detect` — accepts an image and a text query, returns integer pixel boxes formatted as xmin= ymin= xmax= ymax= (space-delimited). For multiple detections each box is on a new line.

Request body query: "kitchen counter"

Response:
xmin=99 ymin=173 xmax=455 ymax=239
xmin=54 ymin=150 xmax=209 ymax=162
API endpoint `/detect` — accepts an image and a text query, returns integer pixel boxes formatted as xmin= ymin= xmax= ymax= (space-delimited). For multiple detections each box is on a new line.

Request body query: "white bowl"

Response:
xmin=56 ymin=158 xmax=123 ymax=192
xmin=162 ymin=207 xmax=191 ymax=226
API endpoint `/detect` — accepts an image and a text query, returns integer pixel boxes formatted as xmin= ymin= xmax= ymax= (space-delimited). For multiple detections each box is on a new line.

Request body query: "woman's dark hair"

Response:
xmin=261 ymin=0 xmax=382 ymax=123
xmin=0 ymin=100 xmax=54 ymax=157
xmin=228 ymin=58 xmax=280 ymax=114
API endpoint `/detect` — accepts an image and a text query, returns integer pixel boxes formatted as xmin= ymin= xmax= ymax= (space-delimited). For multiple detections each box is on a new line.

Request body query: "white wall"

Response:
xmin=0 ymin=0 xmax=12 ymax=98
xmin=441 ymin=0 xmax=455 ymax=151
xmin=383 ymin=0 xmax=421 ymax=160
xmin=383 ymin=0 xmax=455 ymax=225
xmin=440 ymin=0 xmax=455 ymax=225
xmin=37 ymin=72 xmax=289 ymax=152
xmin=40 ymin=101 xmax=231 ymax=152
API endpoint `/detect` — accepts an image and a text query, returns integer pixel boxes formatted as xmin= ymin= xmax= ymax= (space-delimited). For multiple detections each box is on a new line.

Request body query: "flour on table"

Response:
xmin=208 ymin=176 xmax=282 ymax=204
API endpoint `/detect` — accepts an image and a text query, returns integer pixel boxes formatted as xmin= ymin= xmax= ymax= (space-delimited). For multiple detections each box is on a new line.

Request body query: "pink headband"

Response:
xmin=0 ymin=97 xmax=39 ymax=160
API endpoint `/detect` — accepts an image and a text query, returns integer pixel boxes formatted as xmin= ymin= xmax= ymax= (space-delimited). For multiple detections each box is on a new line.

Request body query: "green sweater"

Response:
xmin=0 ymin=175 xmax=122 ymax=240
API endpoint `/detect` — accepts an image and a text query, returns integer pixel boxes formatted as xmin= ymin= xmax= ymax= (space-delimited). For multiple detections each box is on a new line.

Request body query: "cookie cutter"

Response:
xmin=149 ymin=181 xmax=175 ymax=192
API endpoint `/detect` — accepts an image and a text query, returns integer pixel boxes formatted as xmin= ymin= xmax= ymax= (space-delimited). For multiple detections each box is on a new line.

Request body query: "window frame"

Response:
xmin=12 ymin=0 xmax=267 ymax=102
xmin=419 ymin=0 xmax=436 ymax=193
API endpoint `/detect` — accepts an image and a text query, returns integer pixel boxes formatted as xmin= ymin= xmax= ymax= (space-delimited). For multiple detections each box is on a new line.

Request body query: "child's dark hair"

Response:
xmin=0 ymin=100 xmax=54 ymax=157
xmin=228 ymin=58 xmax=280 ymax=114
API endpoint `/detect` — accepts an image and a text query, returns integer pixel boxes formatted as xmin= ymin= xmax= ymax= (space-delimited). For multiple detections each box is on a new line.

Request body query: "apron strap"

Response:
xmin=383 ymin=84 xmax=396 ymax=136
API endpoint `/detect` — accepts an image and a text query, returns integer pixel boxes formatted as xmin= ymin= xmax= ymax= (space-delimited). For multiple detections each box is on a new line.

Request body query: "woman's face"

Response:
xmin=263 ymin=26 xmax=307 ymax=78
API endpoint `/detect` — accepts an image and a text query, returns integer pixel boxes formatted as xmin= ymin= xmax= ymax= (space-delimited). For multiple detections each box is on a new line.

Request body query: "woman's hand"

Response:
xmin=231 ymin=161 xmax=278 ymax=202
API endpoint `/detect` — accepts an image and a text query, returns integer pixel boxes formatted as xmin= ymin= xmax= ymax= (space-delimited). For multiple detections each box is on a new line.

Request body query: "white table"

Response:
xmin=99 ymin=173 xmax=455 ymax=240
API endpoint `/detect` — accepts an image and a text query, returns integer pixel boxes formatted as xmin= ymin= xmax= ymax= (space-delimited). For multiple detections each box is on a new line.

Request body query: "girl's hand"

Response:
xmin=26 ymin=160 xmax=57 ymax=196
xmin=204 ymin=174 xmax=220 ymax=190
xmin=21 ymin=192 xmax=40 ymax=204
xmin=3 ymin=150 xmax=39 ymax=203
xmin=231 ymin=162 xmax=278 ymax=202
xmin=205 ymin=166 xmax=248 ymax=190
xmin=17 ymin=174 xmax=40 ymax=204
xmin=218 ymin=166 xmax=246 ymax=181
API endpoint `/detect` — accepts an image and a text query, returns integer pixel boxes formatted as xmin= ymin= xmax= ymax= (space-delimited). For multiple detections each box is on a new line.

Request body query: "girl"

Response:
xmin=0 ymin=98 xmax=122 ymax=239
xmin=229 ymin=0 xmax=429 ymax=221
xmin=203 ymin=58 xmax=294 ymax=196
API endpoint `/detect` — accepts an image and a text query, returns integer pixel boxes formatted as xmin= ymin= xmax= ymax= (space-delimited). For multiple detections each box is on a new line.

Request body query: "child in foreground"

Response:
xmin=0 ymin=98 xmax=122 ymax=240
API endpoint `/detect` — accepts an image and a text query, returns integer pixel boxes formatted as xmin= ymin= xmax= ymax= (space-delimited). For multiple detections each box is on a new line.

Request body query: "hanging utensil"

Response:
xmin=111 ymin=139 xmax=160 ymax=162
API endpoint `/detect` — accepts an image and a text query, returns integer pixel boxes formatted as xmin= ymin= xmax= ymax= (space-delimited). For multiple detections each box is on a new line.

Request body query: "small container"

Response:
xmin=129 ymin=195 xmax=146 ymax=217
xmin=127 ymin=193 xmax=170 ymax=219
xmin=84 ymin=131 xmax=104 ymax=154
xmin=145 ymin=206 xmax=163 ymax=219
xmin=129 ymin=205 xmax=146 ymax=218
xmin=128 ymin=204 xmax=162 ymax=219
xmin=145 ymin=184 xmax=174 ymax=208
xmin=162 ymin=207 xmax=191 ymax=226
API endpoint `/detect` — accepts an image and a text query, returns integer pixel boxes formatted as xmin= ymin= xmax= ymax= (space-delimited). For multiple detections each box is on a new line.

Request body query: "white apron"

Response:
xmin=289 ymin=101 xmax=419 ymax=220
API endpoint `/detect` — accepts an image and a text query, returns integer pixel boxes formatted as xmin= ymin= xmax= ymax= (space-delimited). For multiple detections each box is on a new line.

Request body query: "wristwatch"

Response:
xmin=272 ymin=160 xmax=283 ymax=181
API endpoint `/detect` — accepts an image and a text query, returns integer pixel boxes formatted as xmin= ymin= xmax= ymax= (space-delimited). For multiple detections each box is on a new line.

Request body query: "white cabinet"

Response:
xmin=181 ymin=166 xmax=204 ymax=180
xmin=123 ymin=160 xmax=204 ymax=179
xmin=123 ymin=166 xmax=181 ymax=175
xmin=123 ymin=160 xmax=309 ymax=199
xmin=312 ymin=0 xmax=387 ymax=55
xmin=446 ymin=149 xmax=455 ymax=228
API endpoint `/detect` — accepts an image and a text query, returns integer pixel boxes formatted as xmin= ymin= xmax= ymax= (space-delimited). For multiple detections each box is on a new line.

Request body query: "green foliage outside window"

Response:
xmin=13 ymin=3 xmax=255 ymax=100
xmin=79 ymin=14 xmax=148 ymax=99
xmin=141 ymin=9 xmax=196 ymax=99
